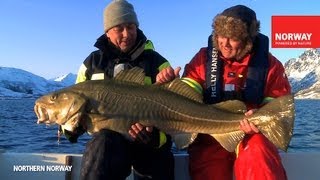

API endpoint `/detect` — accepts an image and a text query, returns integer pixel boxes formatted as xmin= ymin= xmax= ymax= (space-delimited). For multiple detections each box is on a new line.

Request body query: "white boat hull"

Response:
xmin=1 ymin=151 xmax=319 ymax=180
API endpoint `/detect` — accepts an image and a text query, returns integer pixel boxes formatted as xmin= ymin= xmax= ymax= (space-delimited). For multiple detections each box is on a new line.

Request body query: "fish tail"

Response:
xmin=256 ymin=94 xmax=295 ymax=152
xmin=210 ymin=95 xmax=295 ymax=153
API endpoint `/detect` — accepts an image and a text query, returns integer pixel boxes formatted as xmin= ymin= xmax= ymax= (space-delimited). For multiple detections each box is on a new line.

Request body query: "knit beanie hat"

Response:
xmin=212 ymin=5 xmax=260 ymax=60
xmin=103 ymin=0 xmax=139 ymax=32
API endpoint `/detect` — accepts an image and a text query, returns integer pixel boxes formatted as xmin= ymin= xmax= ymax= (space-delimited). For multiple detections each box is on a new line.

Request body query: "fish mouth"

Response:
xmin=34 ymin=104 xmax=53 ymax=124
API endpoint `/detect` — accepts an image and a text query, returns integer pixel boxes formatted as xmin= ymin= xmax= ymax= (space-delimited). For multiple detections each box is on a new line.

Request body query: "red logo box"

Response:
xmin=272 ymin=16 xmax=320 ymax=48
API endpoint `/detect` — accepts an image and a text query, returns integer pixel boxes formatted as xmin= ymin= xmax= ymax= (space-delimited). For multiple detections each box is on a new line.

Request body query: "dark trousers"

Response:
xmin=80 ymin=129 xmax=174 ymax=180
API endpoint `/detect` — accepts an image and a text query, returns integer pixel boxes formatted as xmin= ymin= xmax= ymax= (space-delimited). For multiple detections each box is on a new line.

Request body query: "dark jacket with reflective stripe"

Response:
xmin=76 ymin=29 xmax=170 ymax=84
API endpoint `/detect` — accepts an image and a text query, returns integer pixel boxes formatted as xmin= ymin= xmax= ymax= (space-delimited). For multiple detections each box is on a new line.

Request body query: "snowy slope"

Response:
xmin=284 ymin=48 xmax=320 ymax=99
xmin=0 ymin=67 xmax=76 ymax=98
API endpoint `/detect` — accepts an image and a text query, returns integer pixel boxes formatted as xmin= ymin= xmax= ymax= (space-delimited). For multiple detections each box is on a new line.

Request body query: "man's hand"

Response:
xmin=129 ymin=123 xmax=155 ymax=144
xmin=156 ymin=66 xmax=181 ymax=84
xmin=240 ymin=109 xmax=260 ymax=134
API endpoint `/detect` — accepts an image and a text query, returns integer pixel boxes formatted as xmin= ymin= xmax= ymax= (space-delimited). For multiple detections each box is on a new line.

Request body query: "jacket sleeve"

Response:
xmin=143 ymin=50 xmax=171 ymax=85
xmin=154 ymin=51 xmax=171 ymax=73
xmin=181 ymin=48 xmax=207 ymax=94
xmin=75 ymin=52 xmax=98 ymax=84
xmin=142 ymin=45 xmax=173 ymax=148
xmin=153 ymin=53 xmax=173 ymax=148
xmin=145 ymin=40 xmax=171 ymax=72
xmin=75 ymin=63 xmax=88 ymax=84
xmin=263 ymin=53 xmax=292 ymax=103
xmin=75 ymin=52 xmax=96 ymax=84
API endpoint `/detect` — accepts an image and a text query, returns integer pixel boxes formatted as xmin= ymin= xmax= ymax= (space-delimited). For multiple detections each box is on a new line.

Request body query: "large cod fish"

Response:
xmin=34 ymin=68 xmax=295 ymax=152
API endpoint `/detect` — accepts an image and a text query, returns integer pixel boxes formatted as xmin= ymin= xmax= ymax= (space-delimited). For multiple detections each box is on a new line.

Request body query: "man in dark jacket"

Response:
xmin=73 ymin=0 xmax=179 ymax=179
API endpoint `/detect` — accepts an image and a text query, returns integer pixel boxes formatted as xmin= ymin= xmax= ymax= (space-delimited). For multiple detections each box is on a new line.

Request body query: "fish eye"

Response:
xmin=50 ymin=94 xmax=57 ymax=101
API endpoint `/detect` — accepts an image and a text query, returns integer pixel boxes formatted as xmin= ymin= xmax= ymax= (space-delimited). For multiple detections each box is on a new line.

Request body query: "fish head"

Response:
xmin=34 ymin=91 xmax=87 ymax=127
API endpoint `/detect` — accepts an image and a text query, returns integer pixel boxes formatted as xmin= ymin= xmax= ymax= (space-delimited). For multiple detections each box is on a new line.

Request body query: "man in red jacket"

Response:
xmin=182 ymin=5 xmax=291 ymax=180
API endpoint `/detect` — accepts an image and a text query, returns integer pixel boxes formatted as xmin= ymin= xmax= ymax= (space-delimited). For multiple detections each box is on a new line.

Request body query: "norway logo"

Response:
xmin=272 ymin=16 xmax=320 ymax=48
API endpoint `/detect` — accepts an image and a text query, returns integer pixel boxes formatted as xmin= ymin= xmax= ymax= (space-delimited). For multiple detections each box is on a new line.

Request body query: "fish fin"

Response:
xmin=210 ymin=131 xmax=245 ymax=152
xmin=212 ymin=100 xmax=247 ymax=114
xmin=162 ymin=78 xmax=203 ymax=103
xmin=172 ymin=133 xmax=198 ymax=150
xmin=254 ymin=95 xmax=295 ymax=152
xmin=115 ymin=67 xmax=204 ymax=103
xmin=114 ymin=67 xmax=145 ymax=85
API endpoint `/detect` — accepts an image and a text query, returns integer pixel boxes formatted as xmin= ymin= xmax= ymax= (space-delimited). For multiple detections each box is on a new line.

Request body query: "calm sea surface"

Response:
xmin=0 ymin=98 xmax=319 ymax=153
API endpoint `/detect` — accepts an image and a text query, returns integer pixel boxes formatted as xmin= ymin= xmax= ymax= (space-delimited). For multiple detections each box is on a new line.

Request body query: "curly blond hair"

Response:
xmin=212 ymin=5 xmax=260 ymax=60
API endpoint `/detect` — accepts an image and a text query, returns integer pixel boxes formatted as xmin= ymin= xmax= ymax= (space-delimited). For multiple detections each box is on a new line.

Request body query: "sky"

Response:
xmin=0 ymin=0 xmax=319 ymax=79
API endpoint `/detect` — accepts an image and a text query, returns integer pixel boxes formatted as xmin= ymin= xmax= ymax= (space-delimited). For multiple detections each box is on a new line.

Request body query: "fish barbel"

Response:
xmin=34 ymin=68 xmax=295 ymax=152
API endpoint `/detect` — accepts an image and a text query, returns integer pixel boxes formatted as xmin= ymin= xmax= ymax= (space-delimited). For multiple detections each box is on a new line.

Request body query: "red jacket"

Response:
xmin=183 ymin=48 xmax=291 ymax=109
xmin=185 ymin=48 xmax=290 ymax=180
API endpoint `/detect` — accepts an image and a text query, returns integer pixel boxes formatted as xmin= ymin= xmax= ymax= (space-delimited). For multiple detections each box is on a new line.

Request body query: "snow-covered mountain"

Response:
xmin=2 ymin=48 xmax=320 ymax=99
xmin=0 ymin=67 xmax=76 ymax=98
xmin=284 ymin=48 xmax=320 ymax=99
xmin=50 ymin=73 xmax=77 ymax=86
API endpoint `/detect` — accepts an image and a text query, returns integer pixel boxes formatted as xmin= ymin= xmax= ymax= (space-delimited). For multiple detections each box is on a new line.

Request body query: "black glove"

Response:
xmin=135 ymin=127 xmax=160 ymax=148
xmin=59 ymin=125 xmax=85 ymax=143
